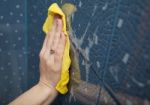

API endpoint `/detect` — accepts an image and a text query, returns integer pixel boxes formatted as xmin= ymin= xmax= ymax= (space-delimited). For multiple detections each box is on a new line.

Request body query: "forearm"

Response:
xmin=41 ymin=95 xmax=57 ymax=105
xmin=9 ymin=82 xmax=58 ymax=105
xmin=9 ymin=15 xmax=65 ymax=105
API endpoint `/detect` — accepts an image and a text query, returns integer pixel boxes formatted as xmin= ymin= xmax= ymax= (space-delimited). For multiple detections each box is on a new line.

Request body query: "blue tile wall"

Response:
xmin=0 ymin=0 xmax=150 ymax=105
xmin=0 ymin=0 xmax=28 ymax=104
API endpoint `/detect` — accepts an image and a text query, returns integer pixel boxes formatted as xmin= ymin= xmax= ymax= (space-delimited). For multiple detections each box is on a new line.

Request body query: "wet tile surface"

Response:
xmin=0 ymin=0 xmax=150 ymax=105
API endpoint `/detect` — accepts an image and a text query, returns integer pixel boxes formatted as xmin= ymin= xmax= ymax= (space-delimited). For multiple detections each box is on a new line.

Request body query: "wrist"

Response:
xmin=37 ymin=81 xmax=58 ymax=96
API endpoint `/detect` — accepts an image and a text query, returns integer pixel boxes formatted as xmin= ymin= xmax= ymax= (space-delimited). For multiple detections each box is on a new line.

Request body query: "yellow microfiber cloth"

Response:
xmin=43 ymin=3 xmax=71 ymax=94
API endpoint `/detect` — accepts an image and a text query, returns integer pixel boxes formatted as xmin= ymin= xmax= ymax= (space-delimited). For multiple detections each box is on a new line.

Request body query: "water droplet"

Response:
xmin=18 ymin=54 xmax=23 ymax=58
xmin=20 ymin=13 xmax=23 ymax=17
xmin=6 ymin=23 xmax=10 ymax=27
xmin=16 ymin=19 xmax=20 ymax=23
xmin=18 ymin=37 xmax=22 ymax=41
xmin=13 ymin=72 xmax=16 ymax=76
xmin=0 ymin=16 xmax=4 ymax=20
xmin=0 ymin=33 xmax=4 ymax=36
xmin=7 ymin=62 xmax=11 ymax=66
xmin=13 ymin=43 xmax=16 ymax=47
xmin=7 ymin=52 xmax=11 ymax=55
xmin=9 ymin=81 xmax=13 ymax=84
xmin=0 ymin=67 xmax=4 ymax=71
xmin=5 ymin=40 xmax=9 ymax=43
xmin=10 ymin=12 xmax=13 ymax=16
xmin=14 ymin=29 xmax=18 ymax=33
xmin=16 ymin=4 xmax=20 ymax=9
xmin=18 ymin=66 xmax=22 ymax=70
xmin=4 ymin=75 xmax=8 ymax=80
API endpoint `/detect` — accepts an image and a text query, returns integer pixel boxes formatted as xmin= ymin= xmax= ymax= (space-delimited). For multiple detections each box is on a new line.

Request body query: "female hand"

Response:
xmin=9 ymin=15 xmax=66 ymax=105
xmin=39 ymin=15 xmax=66 ymax=89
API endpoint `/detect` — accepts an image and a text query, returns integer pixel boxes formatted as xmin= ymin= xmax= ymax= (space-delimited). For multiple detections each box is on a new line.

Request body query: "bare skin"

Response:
xmin=9 ymin=15 xmax=66 ymax=105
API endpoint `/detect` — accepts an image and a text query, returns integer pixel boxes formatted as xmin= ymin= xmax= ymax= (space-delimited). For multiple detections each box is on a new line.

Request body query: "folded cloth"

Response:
xmin=43 ymin=3 xmax=71 ymax=94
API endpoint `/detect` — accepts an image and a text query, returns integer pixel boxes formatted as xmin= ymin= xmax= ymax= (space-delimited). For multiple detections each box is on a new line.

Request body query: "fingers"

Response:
xmin=39 ymin=33 xmax=49 ymax=58
xmin=39 ymin=15 xmax=67 ymax=87
xmin=59 ymin=32 xmax=66 ymax=55
xmin=46 ymin=16 xmax=57 ymax=51
xmin=39 ymin=15 xmax=57 ymax=62
xmin=55 ymin=32 xmax=66 ymax=62
xmin=51 ymin=15 xmax=63 ymax=50
xmin=40 ymin=14 xmax=66 ymax=65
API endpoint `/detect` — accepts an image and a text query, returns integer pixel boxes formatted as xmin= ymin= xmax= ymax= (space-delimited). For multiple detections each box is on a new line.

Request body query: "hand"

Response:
xmin=39 ymin=15 xmax=66 ymax=90
xmin=9 ymin=15 xmax=66 ymax=105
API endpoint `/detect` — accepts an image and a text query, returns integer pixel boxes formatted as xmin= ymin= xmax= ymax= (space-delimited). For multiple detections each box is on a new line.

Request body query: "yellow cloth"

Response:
xmin=43 ymin=3 xmax=71 ymax=94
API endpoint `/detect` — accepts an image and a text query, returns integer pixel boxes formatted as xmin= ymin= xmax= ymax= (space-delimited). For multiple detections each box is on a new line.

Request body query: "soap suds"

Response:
xmin=71 ymin=23 xmax=95 ymax=83
xmin=96 ymin=61 xmax=100 ymax=68
xmin=117 ymin=18 xmax=124 ymax=28
xmin=85 ymin=47 xmax=90 ymax=61
xmin=60 ymin=0 xmax=63 ymax=4
xmin=94 ymin=34 xmax=98 ymax=44
xmin=131 ymin=77 xmax=145 ymax=87
xmin=71 ymin=13 xmax=75 ymax=22
xmin=82 ymin=60 xmax=85 ymax=65
xmin=102 ymin=3 xmax=108 ymax=11
xmin=78 ymin=1 xmax=82 ymax=7
xmin=92 ymin=4 xmax=98 ymax=16
xmin=88 ymin=37 xmax=94 ymax=48
xmin=81 ymin=22 xmax=91 ymax=45
xmin=93 ymin=26 xmax=99 ymax=45
xmin=109 ymin=65 xmax=119 ymax=82
xmin=126 ymin=100 xmax=133 ymax=105
xmin=85 ymin=63 xmax=91 ymax=82
xmin=122 ymin=53 xmax=130 ymax=64
xmin=69 ymin=87 xmax=76 ymax=103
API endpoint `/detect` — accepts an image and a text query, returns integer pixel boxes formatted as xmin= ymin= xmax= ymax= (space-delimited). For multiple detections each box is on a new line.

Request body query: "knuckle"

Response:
xmin=58 ymin=18 xmax=62 ymax=23
xmin=46 ymin=44 xmax=49 ymax=49
xmin=47 ymin=31 xmax=51 ymax=36
xmin=64 ymin=37 xmax=67 ymax=44
xmin=56 ymin=50 xmax=61 ymax=55
xmin=56 ymin=33 xmax=60 ymax=39
xmin=43 ymin=53 xmax=48 ymax=61
xmin=39 ymin=52 xmax=42 ymax=58
xmin=53 ymin=67 xmax=61 ymax=73
xmin=55 ymin=55 xmax=61 ymax=62
xmin=39 ymin=51 xmax=44 ymax=59
xmin=46 ymin=60 xmax=51 ymax=66
xmin=46 ymin=60 xmax=54 ymax=67
xmin=51 ymin=46 xmax=55 ymax=51
xmin=39 ymin=48 xmax=47 ymax=59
